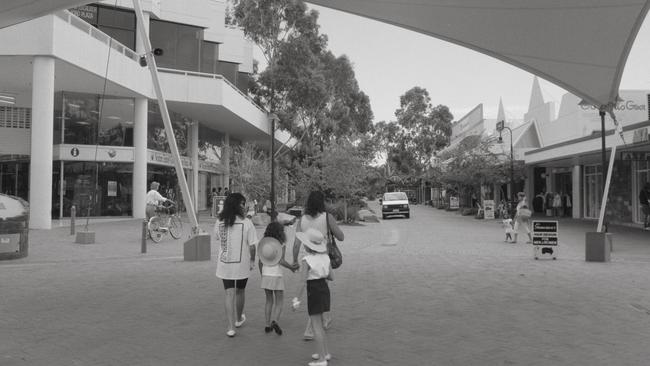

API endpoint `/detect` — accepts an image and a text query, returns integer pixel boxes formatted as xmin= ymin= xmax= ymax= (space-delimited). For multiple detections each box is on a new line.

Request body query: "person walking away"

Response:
xmin=639 ymin=183 xmax=650 ymax=229
xmin=512 ymin=192 xmax=533 ymax=243
xmin=258 ymin=222 xmax=294 ymax=335
xmin=292 ymin=228 xmax=334 ymax=366
xmin=145 ymin=181 xmax=167 ymax=221
xmin=215 ymin=193 xmax=258 ymax=337
xmin=552 ymin=192 xmax=562 ymax=217
xmin=292 ymin=191 xmax=344 ymax=340
xmin=563 ymin=192 xmax=572 ymax=217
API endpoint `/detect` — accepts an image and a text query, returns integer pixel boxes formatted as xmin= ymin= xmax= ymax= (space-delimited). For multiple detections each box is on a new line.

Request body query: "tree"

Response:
xmin=374 ymin=87 xmax=453 ymax=178
xmin=228 ymin=143 xmax=287 ymax=205
xmin=320 ymin=140 xmax=367 ymax=222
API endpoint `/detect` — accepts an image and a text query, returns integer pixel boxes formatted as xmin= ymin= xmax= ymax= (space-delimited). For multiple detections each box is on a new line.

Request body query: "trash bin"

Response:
xmin=0 ymin=194 xmax=29 ymax=260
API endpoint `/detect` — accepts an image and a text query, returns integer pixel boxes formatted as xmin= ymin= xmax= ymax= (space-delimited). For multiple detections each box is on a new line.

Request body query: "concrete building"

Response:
xmin=0 ymin=1 xmax=287 ymax=229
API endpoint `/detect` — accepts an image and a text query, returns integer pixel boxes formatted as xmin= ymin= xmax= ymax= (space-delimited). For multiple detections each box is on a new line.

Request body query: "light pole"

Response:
xmin=497 ymin=121 xmax=515 ymax=209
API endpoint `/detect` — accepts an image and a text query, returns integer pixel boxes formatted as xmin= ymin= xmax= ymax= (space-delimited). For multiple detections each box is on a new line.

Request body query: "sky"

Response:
xmin=254 ymin=4 xmax=650 ymax=125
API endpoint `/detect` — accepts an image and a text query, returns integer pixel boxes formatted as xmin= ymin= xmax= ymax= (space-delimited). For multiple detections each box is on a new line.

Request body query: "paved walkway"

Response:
xmin=2 ymin=205 xmax=650 ymax=365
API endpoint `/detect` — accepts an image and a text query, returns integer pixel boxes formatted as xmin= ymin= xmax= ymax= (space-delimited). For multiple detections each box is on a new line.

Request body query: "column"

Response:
xmin=132 ymin=11 xmax=150 ymax=219
xmin=572 ymin=165 xmax=581 ymax=218
xmin=223 ymin=133 xmax=230 ymax=189
xmin=29 ymin=56 xmax=55 ymax=229
xmin=132 ymin=98 xmax=147 ymax=218
xmin=190 ymin=121 xmax=199 ymax=213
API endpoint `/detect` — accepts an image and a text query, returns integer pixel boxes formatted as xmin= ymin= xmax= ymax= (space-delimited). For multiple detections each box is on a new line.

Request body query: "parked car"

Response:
xmin=381 ymin=191 xmax=410 ymax=219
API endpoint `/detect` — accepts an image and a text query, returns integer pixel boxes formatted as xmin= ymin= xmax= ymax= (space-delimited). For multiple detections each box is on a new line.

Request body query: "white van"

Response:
xmin=381 ymin=192 xmax=410 ymax=219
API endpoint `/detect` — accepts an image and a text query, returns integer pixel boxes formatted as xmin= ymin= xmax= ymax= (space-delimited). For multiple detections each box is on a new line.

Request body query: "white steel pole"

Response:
xmin=131 ymin=0 xmax=199 ymax=232
xmin=596 ymin=144 xmax=618 ymax=233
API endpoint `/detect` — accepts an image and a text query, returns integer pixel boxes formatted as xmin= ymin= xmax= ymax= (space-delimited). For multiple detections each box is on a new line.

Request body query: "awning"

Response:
xmin=306 ymin=0 xmax=650 ymax=108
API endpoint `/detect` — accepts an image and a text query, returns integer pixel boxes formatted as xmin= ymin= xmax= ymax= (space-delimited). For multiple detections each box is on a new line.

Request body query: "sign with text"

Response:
xmin=532 ymin=221 xmax=558 ymax=246
xmin=449 ymin=196 xmax=459 ymax=210
xmin=483 ymin=200 xmax=495 ymax=219
xmin=620 ymin=151 xmax=650 ymax=161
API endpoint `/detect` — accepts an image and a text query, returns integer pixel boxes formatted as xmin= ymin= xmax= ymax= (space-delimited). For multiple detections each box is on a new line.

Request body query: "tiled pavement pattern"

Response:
xmin=2 ymin=203 xmax=650 ymax=366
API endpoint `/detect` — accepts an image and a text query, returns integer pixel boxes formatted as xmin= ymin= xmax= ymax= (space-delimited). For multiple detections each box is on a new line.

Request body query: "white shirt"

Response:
xmin=215 ymin=217 xmax=258 ymax=280
xmin=304 ymin=253 xmax=330 ymax=280
xmin=262 ymin=262 xmax=283 ymax=277
xmin=146 ymin=190 xmax=165 ymax=205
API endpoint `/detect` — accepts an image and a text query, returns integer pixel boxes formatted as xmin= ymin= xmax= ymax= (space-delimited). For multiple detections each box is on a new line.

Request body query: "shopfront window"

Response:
xmin=60 ymin=92 xmax=134 ymax=147
xmin=0 ymin=157 xmax=29 ymax=201
xmin=635 ymin=161 xmax=650 ymax=223
xmin=198 ymin=125 xmax=225 ymax=163
xmin=55 ymin=161 xmax=133 ymax=218
xmin=584 ymin=164 xmax=602 ymax=219
xmin=150 ymin=20 xmax=202 ymax=72
xmin=147 ymin=102 xmax=188 ymax=155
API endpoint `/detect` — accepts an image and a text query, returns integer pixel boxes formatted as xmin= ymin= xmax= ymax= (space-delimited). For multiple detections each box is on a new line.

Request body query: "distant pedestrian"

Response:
xmin=258 ymin=222 xmax=293 ymax=335
xmin=512 ymin=192 xmax=533 ymax=243
xmin=502 ymin=216 xmax=514 ymax=242
xmin=215 ymin=193 xmax=258 ymax=337
xmin=639 ymin=183 xmax=650 ymax=229
xmin=292 ymin=191 xmax=344 ymax=340
xmin=552 ymin=192 xmax=562 ymax=217
xmin=210 ymin=187 xmax=218 ymax=217
xmin=292 ymin=228 xmax=334 ymax=366
xmin=224 ymin=187 xmax=230 ymax=197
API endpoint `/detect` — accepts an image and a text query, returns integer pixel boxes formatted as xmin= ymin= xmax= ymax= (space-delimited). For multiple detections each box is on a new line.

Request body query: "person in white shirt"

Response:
xmin=145 ymin=181 xmax=167 ymax=221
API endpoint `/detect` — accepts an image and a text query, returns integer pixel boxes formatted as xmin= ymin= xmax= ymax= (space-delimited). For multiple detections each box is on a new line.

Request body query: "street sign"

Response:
xmin=483 ymin=200 xmax=495 ymax=219
xmin=532 ymin=220 xmax=558 ymax=260
xmin=496 ymin=120 xmax=505 ymax=132
xmin=449 ymin=196 xmax=459 ymax=210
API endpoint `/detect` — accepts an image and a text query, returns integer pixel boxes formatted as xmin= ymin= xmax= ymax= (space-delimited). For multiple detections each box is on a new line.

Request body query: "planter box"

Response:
xmin=75 ymin=231 xmax=95 ymax=244
xmin=585 ymin=232 xmax=612 ymax=262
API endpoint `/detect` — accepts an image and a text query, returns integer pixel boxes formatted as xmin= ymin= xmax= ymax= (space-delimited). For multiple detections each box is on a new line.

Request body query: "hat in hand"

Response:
xmin=258 ymin=237 xmax=283 ymax=266
xmin=295 ymin=228 xmax=327 ymax=253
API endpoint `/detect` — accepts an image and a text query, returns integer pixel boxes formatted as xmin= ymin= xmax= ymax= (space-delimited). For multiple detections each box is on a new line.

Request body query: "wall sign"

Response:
xmin=483 ymin=200 xmax=495 ymax=219
xmin=69 ymin=5 xmax=98 ymax=23
xmin=620 ymin=151 xmax=650 ymax=161
xmin=70 ymin=147 xmax=80 ymax=157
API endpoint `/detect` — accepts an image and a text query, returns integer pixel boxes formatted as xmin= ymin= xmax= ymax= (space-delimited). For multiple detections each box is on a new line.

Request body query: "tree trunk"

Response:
xmin=344 ymin=198 xmax=348 ymax=223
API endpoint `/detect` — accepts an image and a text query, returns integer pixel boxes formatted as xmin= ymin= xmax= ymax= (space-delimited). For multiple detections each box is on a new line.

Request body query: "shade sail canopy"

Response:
xmin=0 ymin=0 xmax=88 ymax=30
xmin=307 ymin=0 xmax=650 ymax=108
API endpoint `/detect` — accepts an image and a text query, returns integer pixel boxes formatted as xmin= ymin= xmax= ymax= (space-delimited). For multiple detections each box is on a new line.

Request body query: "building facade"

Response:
xmin=0 ymin=1 xmax=285 ymax=229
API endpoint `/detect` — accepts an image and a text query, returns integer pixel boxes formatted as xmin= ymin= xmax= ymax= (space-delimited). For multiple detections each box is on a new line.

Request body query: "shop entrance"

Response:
xmin=0 ymin=157 xmax=29 ymax=201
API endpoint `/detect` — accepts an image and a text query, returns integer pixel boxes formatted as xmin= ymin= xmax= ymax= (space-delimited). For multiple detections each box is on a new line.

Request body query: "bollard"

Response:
xmin=141 ymin=219 xmax=147 ymax=254
xmin=70 ymin=205 xmax=76 ymax=235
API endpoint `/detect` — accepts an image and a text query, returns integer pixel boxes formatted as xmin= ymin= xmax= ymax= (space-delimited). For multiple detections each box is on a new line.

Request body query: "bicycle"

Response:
xmin=148 ymin=200 xmax=183 ymax=243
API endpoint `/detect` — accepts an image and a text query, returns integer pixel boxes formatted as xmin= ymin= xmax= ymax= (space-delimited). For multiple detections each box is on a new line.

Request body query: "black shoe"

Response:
xmin=264 ymin=326 xmax=272 ymax=333
xmin=271 ymin=321 xmax=283 ymax=335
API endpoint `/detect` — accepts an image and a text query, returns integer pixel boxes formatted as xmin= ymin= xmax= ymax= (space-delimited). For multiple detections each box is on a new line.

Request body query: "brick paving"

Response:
xmin=2 ymin=204 xmax=650 ymax=365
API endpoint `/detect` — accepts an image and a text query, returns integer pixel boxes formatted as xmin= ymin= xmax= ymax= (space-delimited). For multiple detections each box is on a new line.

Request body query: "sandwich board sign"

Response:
xmin=483 ymin=200 xmax=495 ymax=219
xmin=449 ymin=196 xmax=459 ymax=210
xmin=532 ymin=220 xmax=558 ymax=260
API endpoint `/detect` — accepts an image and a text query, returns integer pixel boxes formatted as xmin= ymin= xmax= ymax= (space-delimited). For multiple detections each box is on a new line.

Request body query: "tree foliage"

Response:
xmin=374 ymin=87 xmax=453 ymax=177
xmin=228 ymin=143 xmax=288 ymax=204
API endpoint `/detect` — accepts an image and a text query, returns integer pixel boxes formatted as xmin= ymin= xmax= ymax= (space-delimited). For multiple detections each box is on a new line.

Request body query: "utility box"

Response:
xmin=183 ymin=233 xmax=211 ymax=261
xmin=0 ymin=194 xmax=29 ymax=260
xmin=585 ymin=232 xmax=612 ymax=262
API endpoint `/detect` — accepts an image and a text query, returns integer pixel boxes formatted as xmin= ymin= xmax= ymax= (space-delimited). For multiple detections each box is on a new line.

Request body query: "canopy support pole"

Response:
xmin=596 ymin=109 xmax=618 ymax=233
xmin=132 ymin=0 xmax=199 ymax=232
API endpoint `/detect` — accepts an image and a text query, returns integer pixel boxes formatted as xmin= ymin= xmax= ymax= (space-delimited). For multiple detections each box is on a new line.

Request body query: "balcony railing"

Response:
xmin=157 ymin=67 xmax=267 ymax=114
xmin=54 ymin=10 xmax=139 ymax=63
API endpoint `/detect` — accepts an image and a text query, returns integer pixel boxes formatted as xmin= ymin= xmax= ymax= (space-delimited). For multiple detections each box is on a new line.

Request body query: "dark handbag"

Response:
xmin=326 ymin=214 xmax=343 ymax=269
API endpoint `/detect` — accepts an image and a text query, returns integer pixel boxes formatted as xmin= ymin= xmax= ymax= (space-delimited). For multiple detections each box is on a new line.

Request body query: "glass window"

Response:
xmin=61 ymin=92 xmax=134 ymax=147
xmin=236 ymin=72 xmax=250 ymax=93
xmin=218 ymin=61 xmax=239 ymax=85
xmin=147 ymin=102 xmax=189 ymax=155
xmin=99 ymin=26 xmax=135 ymax=50
xmin=200 ymin=41 xmax=219 ymax=74
xmin=150 ymin=20 xmax=203 ymax=72
xmin=53 ymin=92 xmax=64 ymax=144
xmin=97 ymin=6 xmax=135 ymax=30
xmin=60 ymin=161 xmax=133 ymax=217
xmin=584 ymin=164 xmax=602 ymax=219
xmin=198 ymin=125 xmax=225 ymax=163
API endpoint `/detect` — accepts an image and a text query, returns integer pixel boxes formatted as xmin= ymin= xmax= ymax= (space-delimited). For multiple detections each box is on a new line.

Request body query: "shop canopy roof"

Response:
xmin=306 ymin=0 xmax=650 ymax=109
xmin=2 ymin=0 xmax=649 ymax=110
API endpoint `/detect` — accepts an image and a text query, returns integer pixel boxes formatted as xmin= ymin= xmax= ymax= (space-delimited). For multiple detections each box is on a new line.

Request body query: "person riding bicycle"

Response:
xmin=146 ymin=181 xmax=168 ymax=221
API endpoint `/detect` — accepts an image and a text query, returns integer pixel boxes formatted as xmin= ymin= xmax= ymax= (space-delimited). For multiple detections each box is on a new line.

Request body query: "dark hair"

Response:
xmin=218 ymin=192 xmax=246 ymax=227
xmin=263 ymin=222 xmax=286 ymax=243
xmin=304 ymin=191 xmax=326 ymax=217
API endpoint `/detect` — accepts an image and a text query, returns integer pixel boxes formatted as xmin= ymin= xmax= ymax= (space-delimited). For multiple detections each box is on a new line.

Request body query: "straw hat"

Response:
xmin=295 ymin=228 xmax=327 ymax=253
xmin=258 ymin=237 xmax=283 ymax=266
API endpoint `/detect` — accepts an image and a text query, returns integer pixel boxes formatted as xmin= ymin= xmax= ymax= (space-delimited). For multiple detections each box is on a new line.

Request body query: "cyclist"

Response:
xmin=146 ymin=181 xmax=168 ymax=221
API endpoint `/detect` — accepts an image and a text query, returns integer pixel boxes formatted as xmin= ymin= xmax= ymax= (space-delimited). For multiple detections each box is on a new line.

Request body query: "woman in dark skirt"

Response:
xmin=292 ymin=228 xmax=333 ymax=366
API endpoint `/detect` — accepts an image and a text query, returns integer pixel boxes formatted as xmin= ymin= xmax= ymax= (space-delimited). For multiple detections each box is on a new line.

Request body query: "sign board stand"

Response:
xmin=483 ymin=200 xmax=495 ymax=220
xmin=532 ymin=220 xmax=558 ymax=260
